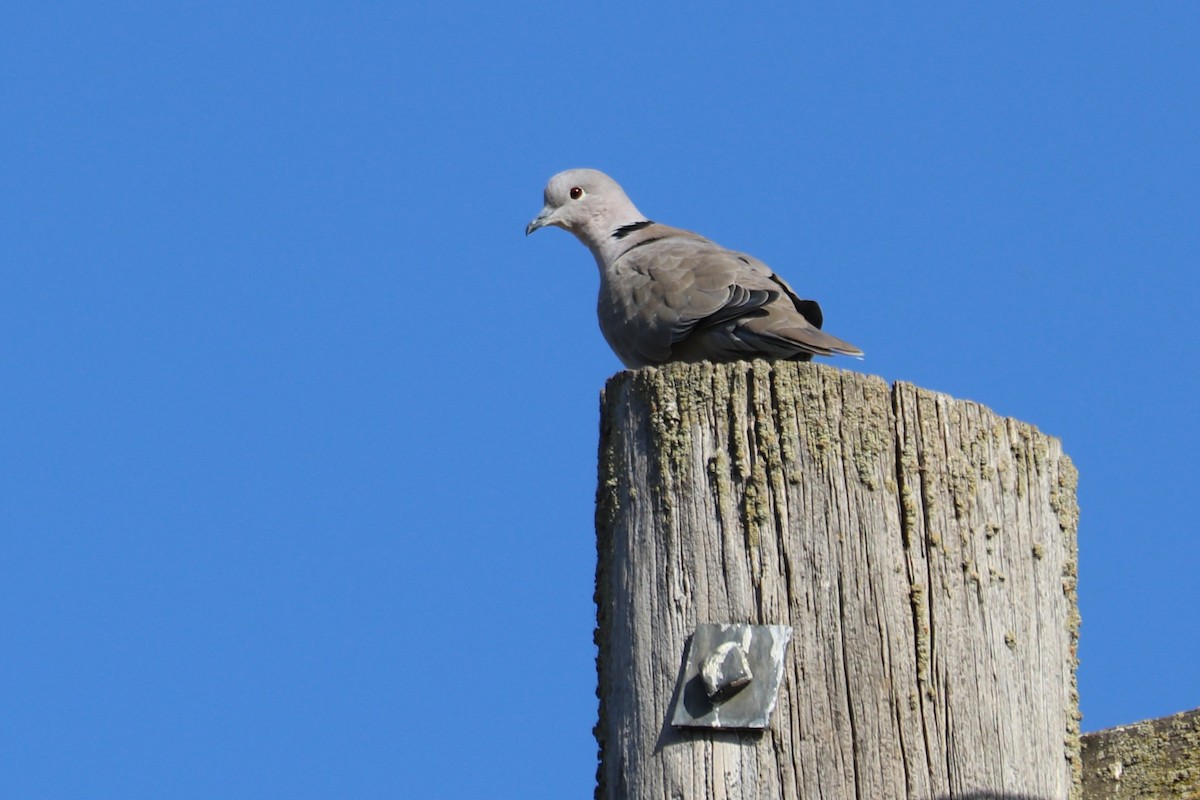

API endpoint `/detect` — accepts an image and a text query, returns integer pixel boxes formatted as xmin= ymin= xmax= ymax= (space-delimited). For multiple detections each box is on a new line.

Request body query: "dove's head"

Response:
xmin=525 ymin=169 xmax=647 ymax=249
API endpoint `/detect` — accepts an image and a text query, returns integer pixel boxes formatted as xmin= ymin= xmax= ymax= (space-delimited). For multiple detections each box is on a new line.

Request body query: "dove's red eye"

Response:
xmin=569 ymin=187 xmax=584 ymax=200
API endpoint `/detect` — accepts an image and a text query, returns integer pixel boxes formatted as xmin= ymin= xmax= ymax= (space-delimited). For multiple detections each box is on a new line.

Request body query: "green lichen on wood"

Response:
xmin=1006 ymin=422 xmax=1031 ymax=499
xmin=706 ymin=451 xmax=734 ymax=527
xmin=898 ymin=481 xmax=919 ymax=550
xmin=645 ymin=368 xmax=691 ymax=483
xmin=928 ymin=529 xmax=943 ymax=552
xmin=909 ymin=581 xmax=933 ymax=699
xmin=1053 ymin=455 xmax=1081 ymax=534
xmin=768 ymin=363 xmax=802 ymax=478
xmin=634 ymin=366 xmax=691 ymax=524
xmin=726 ymin=375 xmax=753 ymax=481
xmin=1033 ymin=431 xmax=1050 ymax=474
xmin=1054 ymin=452 xmax=1083 ymax=797
xmin=1081 ymin=708 xmax=1200 ymax=799
xmin=845 ymin=377 xmax=892 ymax=491
xmin=795 ymin=365 xmax=834 ymax=460
xmin=740 ymin=479 xmax=765 ymax=551
xmin=749 ymin=365 xmax=785 ymax=480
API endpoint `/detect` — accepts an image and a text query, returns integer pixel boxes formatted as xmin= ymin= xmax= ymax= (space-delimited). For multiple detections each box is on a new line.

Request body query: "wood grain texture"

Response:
xmin=595 ymin=361 xmax=1080 ymax=800
xmin=1080 ymin=708 xmax=1200 ymax=799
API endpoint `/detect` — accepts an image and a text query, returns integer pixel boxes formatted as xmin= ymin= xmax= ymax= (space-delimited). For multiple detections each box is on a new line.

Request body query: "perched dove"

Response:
xmin=525 ymin=168 xmax=863 ymax=368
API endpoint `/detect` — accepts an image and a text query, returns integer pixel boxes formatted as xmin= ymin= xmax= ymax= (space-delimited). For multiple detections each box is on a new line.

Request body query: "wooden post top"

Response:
xmin=596 ymin=361 xmax=1080 ymax=800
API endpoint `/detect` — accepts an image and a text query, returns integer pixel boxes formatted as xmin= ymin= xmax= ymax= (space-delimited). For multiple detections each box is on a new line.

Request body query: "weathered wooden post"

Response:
xmin=595 ymin=361 xmax=1081 ymax=799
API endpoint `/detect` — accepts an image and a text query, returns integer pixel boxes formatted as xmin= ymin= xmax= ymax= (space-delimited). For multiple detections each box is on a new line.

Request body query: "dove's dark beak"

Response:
xmin=525 ymin=206 xmax=553 ymax=236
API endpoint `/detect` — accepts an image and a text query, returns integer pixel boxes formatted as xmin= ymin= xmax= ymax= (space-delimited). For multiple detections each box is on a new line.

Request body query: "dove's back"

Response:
xmin=597 ymin=222 xmax=862 ymax=369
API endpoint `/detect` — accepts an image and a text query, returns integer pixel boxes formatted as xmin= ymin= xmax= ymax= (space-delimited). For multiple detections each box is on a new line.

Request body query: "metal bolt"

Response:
xmin=700 ymin=640 xmax=754 ymax=703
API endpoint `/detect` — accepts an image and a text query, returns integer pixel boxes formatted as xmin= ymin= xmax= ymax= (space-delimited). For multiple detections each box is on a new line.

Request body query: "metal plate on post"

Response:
xmin=670 ymin=623 xmax=793 ymax=730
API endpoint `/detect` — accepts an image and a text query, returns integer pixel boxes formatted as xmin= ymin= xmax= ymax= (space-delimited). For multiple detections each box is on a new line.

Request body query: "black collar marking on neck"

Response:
xmin=611 ymin=220 xmax=655 ymax=239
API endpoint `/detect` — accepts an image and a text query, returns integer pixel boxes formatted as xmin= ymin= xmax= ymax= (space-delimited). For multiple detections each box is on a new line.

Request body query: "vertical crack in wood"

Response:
xmin=892 ymin=384 xmax=942 ymax=791
xmin=920 ymin=396 xmax=959 ymax=794
xmin=837 ymin=571 xmax=866 ymax=800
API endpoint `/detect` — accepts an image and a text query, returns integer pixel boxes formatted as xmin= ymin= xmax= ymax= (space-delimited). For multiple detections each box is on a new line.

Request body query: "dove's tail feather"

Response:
xmin=781 ymin=327 xmax=865 ymax=359
xmin=739 ymin=314 xmax=864 ymax=360
xmin=670 ymin=322 xmax=864 ymax=364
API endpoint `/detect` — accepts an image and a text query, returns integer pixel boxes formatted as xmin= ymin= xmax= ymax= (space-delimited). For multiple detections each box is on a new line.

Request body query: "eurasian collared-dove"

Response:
xmin=525 ymin=168 xmax=863 ymax=368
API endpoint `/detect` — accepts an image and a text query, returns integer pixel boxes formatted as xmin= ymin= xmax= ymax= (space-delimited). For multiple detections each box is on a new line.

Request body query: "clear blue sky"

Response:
xmin=3 ymin=4 xmax=1198 ymax=798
